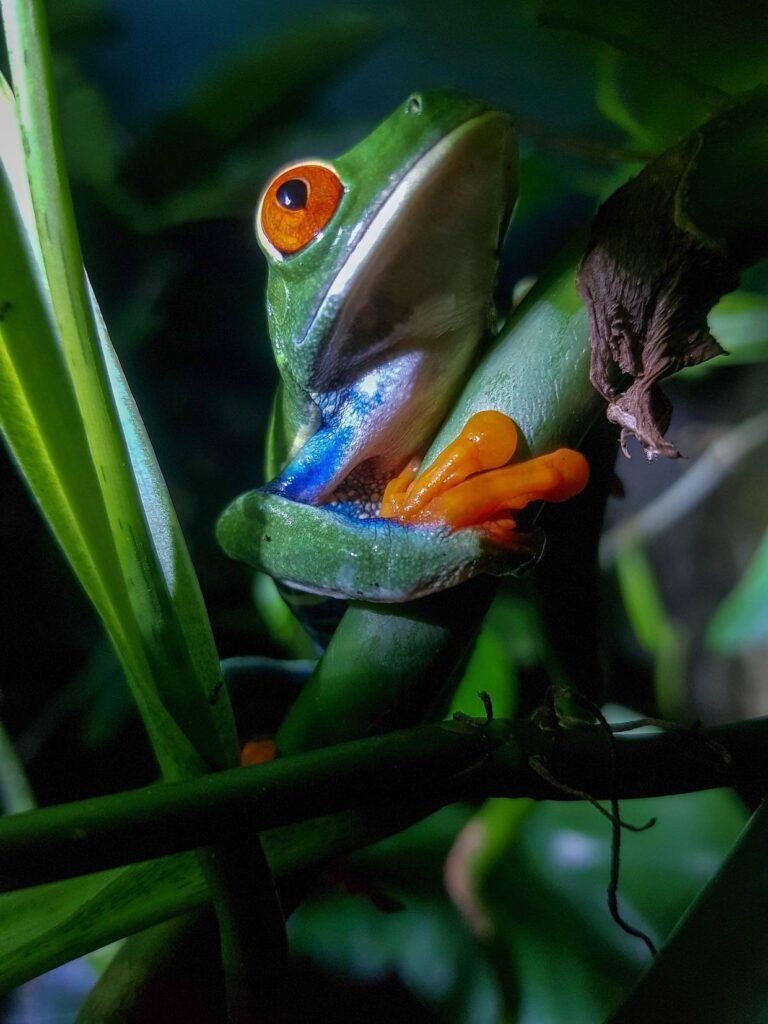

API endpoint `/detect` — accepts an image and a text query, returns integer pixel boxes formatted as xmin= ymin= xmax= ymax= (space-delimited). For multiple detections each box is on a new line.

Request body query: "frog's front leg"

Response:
xmin=266 ymin=415 xmax=358 ymax=505
xmin=267 ymin=382 xmax=385 ymax=505
xmin=267 ymin=351 xmax=442 ymax=506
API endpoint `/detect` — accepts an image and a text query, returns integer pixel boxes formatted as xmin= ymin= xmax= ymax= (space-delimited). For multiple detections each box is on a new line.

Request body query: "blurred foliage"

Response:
xmin=613 ymin=545 xmax=688 ymax=719
xmin=707 ymin=528 xmax=768 ymax=653
xmin=1 ymin=0 xmax=767 ymax=1019
xmin=289 ymin=782 xmax=747 ymax=1022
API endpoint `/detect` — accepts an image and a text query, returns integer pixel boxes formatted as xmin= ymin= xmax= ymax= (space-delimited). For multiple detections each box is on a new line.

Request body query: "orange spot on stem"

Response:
xmin=240 ymin=739 xmax=277 ymax=767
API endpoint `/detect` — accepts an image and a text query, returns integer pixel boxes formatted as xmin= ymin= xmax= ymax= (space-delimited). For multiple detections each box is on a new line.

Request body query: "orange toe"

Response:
xmin=380 ymin=457 xmax=420 ymax=518
xmin=410 ymin=449 xmax=589 ymax=530
xmin=399 ymin=410 xmax=518 ymax=517
xmin=379 ymin=409 xmax=589 ymax=538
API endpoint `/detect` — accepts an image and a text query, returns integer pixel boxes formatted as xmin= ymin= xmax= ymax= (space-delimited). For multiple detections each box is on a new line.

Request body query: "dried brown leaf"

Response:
xmin=577 ymin=135 xmax=738 ymax=458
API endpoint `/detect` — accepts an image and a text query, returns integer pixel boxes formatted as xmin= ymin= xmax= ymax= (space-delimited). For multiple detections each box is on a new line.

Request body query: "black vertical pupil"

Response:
xmin=276 ymin=179 xmax=308 ymax=210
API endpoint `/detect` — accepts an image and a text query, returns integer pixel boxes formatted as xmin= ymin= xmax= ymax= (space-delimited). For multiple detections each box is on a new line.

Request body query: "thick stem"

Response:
xmin=1 ymin=716 xmax=766 ymax=893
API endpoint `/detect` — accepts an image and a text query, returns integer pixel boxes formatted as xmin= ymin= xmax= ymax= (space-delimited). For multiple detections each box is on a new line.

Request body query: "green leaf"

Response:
xmin=0 ymin=854 xmax=208 ymax=994
xmin=613 ymin=544 xmax=669 ymax=654
xmin=613 ymin=545 xmax=688 ymax=717
xmin=539 ymin=0 xmax=768 ymax=96
xmin=610 ymin=799 xmax=768 ymax=1023
xmin=0 ymin=0 xmax=237 ymax=777
xmin=541 ymin=0 xmax=768 ymax=148
xmin=707 ymin=528 xmax=768 ymax=652
xmin=594 ymin=47 xmax=664 ymax=151
xmin=0 ymin=720 xmax=36 ymax=815
xmin=677 ymin=291 xmax=768 ymax=378
xmin=292 ymin=787 xmax=747 ymax=1021
xmin=0 ymin=802 xmax=448 ymax=993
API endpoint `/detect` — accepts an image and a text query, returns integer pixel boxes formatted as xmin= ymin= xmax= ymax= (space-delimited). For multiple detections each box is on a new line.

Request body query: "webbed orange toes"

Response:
xmin=399 ymin=410 xmax=518 ymax=517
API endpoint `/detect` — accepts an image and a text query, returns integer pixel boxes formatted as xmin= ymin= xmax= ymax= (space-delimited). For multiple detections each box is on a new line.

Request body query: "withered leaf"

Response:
xmin=577 ymin=133 xmax=738 ymax=459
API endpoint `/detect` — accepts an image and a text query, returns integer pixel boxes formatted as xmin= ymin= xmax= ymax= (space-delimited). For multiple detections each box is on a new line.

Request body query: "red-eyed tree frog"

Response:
xmin=217 ymin=91 xmax=588 ymax=601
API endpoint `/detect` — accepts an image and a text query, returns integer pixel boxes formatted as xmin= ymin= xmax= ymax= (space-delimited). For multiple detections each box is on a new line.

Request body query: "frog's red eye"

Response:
xmin=258 ymin=163 xmax=344 ymax=257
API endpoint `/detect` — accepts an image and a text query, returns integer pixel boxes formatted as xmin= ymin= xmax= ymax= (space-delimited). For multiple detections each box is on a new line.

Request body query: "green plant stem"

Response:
xmin=1 ymin=715 xmax=766 ymax=893
xmin=205 ymin=839 xmax=287 ymax=1023
xmin=277 ymin=576 xmax=498 ymax=753
xmin=0 ymin=721 xmax=503 ymax=892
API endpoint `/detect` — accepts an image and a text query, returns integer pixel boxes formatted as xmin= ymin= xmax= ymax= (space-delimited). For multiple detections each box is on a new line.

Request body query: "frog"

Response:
xmin=216 ymin=91 xmax=588 ymax=602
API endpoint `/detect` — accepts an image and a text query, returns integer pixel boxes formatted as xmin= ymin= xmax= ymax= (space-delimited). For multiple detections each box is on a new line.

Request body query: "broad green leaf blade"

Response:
xmin=92 ymin=297 xmax=238 ymax=767
xmin=0 ymin=854 xmax=208 ymax=994
xmin=1 ymin=0 xmax=237 ymax=776
xmin=0 ymin=126 xmax=124 ymax=637
xmin=0 ymin=802 xmax=438 ymax=994
xmin=678 ymin=291 xmax=768 ymax=378
xmin=610 ymin=800 xmax=768 ymax=1023
xmin=707 ymin=528 xmax=768 ymax=652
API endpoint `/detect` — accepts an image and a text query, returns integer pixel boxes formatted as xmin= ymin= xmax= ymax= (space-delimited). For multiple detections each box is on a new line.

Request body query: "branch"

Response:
xmin=1 ymin=715 xmax=766 ymax=893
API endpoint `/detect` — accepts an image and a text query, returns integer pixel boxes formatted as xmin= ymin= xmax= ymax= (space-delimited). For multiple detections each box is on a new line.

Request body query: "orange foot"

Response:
xmin=380 ymin=411 xmax=589 ymax=541
xmin=240 ymin=738 xmax=277 ymax=766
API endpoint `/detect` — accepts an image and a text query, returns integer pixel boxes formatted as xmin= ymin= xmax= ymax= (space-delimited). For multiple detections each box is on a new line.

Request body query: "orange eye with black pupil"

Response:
xmin=259 ymin=163 xmax=344 ymax=257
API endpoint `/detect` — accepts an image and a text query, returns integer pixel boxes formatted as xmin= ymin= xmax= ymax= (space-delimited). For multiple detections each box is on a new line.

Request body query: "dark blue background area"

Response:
xmin=88 ymin=0 xmax=605 ymax=137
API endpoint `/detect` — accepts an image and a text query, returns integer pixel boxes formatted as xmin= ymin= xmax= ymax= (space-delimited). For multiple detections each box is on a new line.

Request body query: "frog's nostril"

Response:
xmin=405 ymin=94 xmax=423 ymax=115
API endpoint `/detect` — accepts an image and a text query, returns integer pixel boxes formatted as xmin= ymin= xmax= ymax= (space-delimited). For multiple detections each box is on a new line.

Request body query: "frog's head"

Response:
xmin=255 ymin=91 xmax=517 ymax=475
